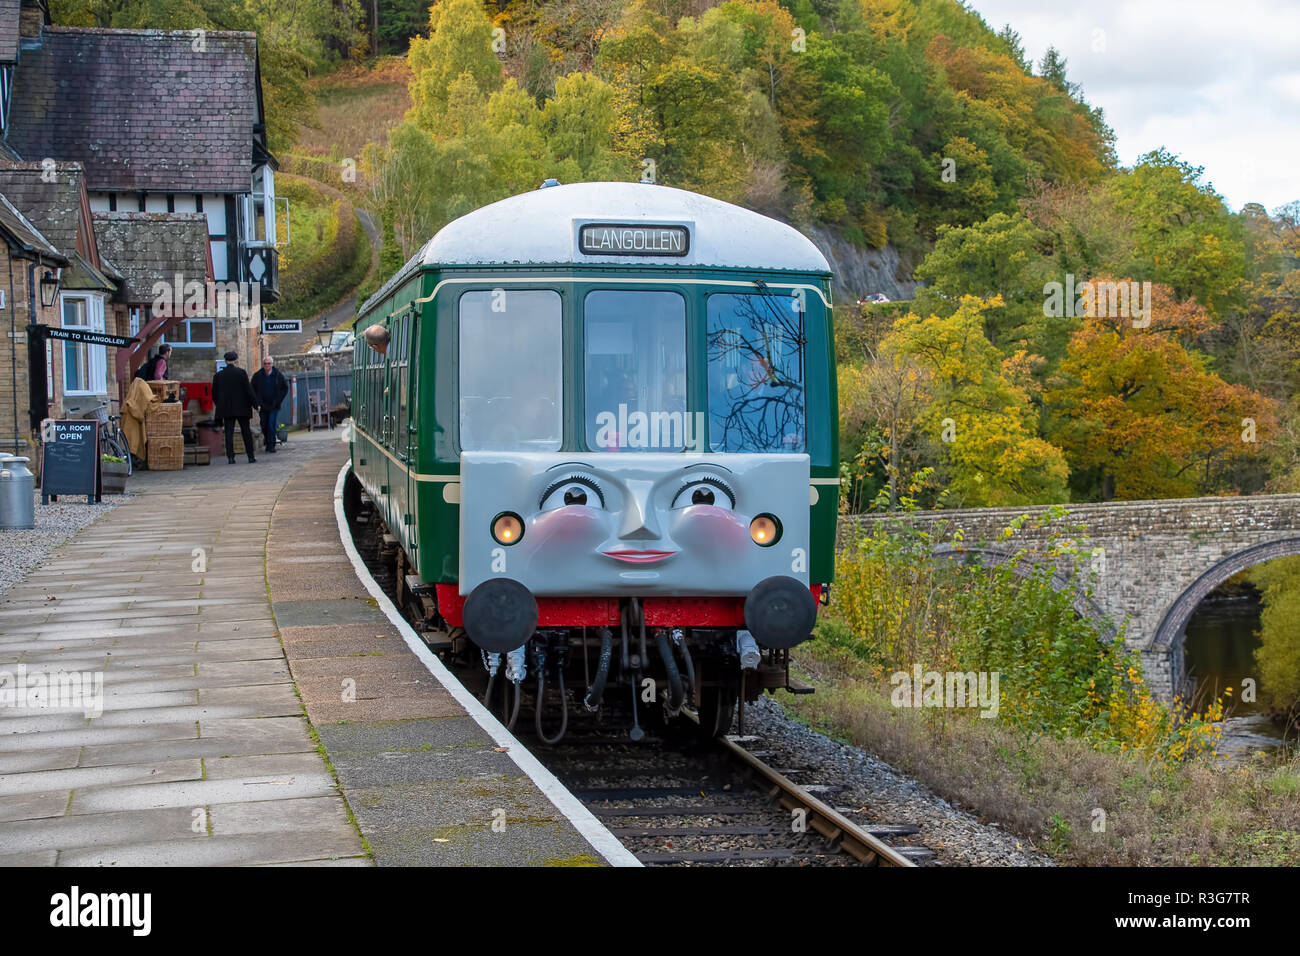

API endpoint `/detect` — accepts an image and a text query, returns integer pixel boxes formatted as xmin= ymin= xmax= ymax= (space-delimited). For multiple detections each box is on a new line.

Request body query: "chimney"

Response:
xmin=19 ymin=0 xmax=49 ymax=40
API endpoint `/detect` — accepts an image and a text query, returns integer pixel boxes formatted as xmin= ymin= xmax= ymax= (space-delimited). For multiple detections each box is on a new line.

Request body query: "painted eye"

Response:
xmin=540 ymin=476 xmax=606 ymax=511
xmin=673 ymin=477 xmax=735 ymax=510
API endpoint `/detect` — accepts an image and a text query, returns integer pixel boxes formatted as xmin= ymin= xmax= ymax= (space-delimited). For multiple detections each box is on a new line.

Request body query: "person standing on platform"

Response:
xmin=212 ymin=351 xmax=259 ymax=464
xmin=151 ymin=343 xmax=172 ymax=380
xmin=250 ymin=356 xmax=289 ymax=453
xmin=133 ymin=343 xmax=172 ymax=382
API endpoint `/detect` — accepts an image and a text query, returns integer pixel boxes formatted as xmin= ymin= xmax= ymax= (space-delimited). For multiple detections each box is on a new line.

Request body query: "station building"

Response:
xmin=0 ymin=0 xmax=279 ymax=457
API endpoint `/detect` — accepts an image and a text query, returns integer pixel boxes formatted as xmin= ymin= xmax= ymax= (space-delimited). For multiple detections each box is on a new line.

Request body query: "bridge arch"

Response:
xmin=932 ymin=543 xmax=1115 ymax=637
xmin=1153 ymin=537 xmax=1300 ymax=648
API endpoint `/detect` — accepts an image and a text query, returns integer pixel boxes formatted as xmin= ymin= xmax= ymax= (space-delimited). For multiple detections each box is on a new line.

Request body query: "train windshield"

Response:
xmin=584 ymin=290 xmax=688 ymax=451
xmin=459 ymin=289 xmax=563 ymax=451
xmin=706 ymin=292 xmax=806 ymax=453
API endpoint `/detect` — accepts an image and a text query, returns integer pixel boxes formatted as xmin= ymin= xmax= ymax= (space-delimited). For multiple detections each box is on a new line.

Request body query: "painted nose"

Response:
xmin=618 ymin=480 xmax=662 ymax=541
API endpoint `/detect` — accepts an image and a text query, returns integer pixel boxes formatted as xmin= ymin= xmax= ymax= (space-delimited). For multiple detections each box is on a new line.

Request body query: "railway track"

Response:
xmin=350 ymin=497 xmax=937 ymax=867
xmin=516 ymin=719 xmax=933 ymax=866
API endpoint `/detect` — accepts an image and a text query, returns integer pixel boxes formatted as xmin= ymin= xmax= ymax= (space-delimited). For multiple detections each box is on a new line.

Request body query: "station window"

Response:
xmin=162 ymin=317 xmax=216 ymax=348
xmin=60 ymin=293 xmax=107 ymax=395
xmin=706 ymin=292 xmax=805 ymax=453
xmin=583 ymin=290 xmax=687 ymax=451
xmin=459 ymin=290 xmax=562 ymax=451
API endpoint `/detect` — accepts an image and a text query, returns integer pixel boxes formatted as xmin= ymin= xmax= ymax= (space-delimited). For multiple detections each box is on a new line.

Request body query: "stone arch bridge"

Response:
xmin=839 ymin=495 xmax=1300 ymax=699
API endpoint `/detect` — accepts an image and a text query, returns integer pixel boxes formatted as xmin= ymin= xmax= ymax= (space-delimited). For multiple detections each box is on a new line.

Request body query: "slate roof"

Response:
xmin=0 ymin=189 xmax=64 ymax=261
xmin=0 ymin=0 xmax=20 ymax=64
xmin=8 ymin=27 xmax=262 ymax=193
xmin=91 ymin=211 xmax=209 ymax=302
xmin=0 ymin=161 xmax=86 ymax=257
xmin=0 ymin=160 xmax=115 ymax=291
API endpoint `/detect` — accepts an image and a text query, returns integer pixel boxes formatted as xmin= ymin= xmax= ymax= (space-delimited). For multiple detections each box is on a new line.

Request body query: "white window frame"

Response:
xmin=59 ymin=292 xmax=107 ymax=396
xmin=162 ymin=316 xmax=217 ymax=349
xmin=244 ymin=165 xmax=276 ymax=246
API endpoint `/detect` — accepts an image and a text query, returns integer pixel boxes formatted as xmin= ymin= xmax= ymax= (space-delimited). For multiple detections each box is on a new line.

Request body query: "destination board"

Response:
xmin=579 ymin=223 xmax=690 ymax=257
xmin=43 ymin=327 xmax=136 ymax=348
xmin=39 ymin=419 xmax=100 ymax=504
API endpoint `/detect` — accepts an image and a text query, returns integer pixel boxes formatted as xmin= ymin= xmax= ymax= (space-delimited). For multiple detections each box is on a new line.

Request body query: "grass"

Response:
xmin=290 ymin=56 xmax=411 ymax=192
xmin=780 ymin=624 xmax=1300 ymax=866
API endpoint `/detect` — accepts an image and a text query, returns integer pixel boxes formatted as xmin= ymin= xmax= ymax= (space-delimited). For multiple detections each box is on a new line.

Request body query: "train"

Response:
xmin=347 ymin=180 xmax=838 ymax=742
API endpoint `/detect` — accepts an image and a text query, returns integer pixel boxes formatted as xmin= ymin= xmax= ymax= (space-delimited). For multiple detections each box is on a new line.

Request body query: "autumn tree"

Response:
xmin=1045 ymin=282 xmax=1276 ymax=500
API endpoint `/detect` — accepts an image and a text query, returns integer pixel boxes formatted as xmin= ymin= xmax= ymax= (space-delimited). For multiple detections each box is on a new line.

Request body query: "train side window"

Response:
xmin=459 ymin=289 xmax=563 ymax=452
xmin=396 ymin=315 xmax=410 ymax=456
xmin=706 ymin=291 xmax=806 ymax=453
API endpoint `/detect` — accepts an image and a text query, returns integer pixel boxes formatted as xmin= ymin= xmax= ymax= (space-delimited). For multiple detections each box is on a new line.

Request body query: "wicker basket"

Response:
xmin=147 ymin=380 xmax=181 ymax=403
xmin=148 ymin=401 xmax=183 ymax=434
xmin=147 ymin=435 xmax=184 ymax=471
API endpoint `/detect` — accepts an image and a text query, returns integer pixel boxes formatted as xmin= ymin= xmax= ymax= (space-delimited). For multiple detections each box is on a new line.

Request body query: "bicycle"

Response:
xmin=94 ymin=399 xmax=134 ymax=476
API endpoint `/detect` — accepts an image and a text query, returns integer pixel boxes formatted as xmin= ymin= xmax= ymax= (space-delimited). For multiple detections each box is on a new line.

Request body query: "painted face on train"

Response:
xmin=458 ymin=452 xmax=811 ymax=597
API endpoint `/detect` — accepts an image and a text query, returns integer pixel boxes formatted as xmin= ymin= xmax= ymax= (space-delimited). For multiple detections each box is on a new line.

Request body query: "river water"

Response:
xmin=1182 ymin=596 xmax=1291 ymax=763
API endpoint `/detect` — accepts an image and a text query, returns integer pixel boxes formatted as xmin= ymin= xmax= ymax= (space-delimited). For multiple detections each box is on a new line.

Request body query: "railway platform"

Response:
xmin=0 ymin=428 xmax=633 ymax=866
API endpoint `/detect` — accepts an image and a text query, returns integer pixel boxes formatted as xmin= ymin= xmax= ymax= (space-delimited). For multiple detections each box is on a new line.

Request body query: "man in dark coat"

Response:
xmin=249 ymin=355 xmax=290 ymax=453
xmin=212 ymin=351 xmax=260 ymax=464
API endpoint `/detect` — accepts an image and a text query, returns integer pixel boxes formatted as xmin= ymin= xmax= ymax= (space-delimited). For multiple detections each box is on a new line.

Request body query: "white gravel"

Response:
xmin=0 ymin=491 xmax=128 ymax=597
xmin=742 ymin=694 xmax=1054 ymax=866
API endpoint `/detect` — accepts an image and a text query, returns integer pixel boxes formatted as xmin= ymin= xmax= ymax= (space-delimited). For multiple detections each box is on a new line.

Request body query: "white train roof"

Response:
xmin=421 ymin=181 xmax=831 ymax=273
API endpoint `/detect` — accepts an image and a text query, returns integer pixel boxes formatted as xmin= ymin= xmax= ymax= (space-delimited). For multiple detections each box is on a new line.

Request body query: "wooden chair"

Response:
xmin=309 ymin=389 xmax=330 ymax=430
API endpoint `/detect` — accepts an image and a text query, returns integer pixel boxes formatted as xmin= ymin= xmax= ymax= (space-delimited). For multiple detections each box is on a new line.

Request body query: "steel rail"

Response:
xmin=718 ymin=735 xmax=916 ymax=867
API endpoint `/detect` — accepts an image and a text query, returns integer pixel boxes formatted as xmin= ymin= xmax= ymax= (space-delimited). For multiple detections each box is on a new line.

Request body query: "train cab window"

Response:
xmin=459 ymin=289 xmax=562 ymax=451
xmin=584 ymin=290 xmax=687 ymax=451
xmin=706 ymin=292 xmax=806 ymax=453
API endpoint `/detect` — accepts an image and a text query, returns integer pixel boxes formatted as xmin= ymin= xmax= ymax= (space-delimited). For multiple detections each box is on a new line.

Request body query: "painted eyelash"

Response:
xmin=675 ymin=475 xmax=735 ymax=507
xmin=540 ymin=475 xmax=606 ymax=508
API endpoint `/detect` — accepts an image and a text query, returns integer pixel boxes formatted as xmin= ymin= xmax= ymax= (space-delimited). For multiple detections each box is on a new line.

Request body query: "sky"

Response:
xmin=968 ymin=0 xmax=1300 ymax=213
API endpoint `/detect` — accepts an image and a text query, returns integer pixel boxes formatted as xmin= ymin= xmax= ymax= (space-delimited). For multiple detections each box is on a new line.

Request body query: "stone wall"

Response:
xmin=840 ymin=495 xmax=1300 ymax=698
xmin=0 ymin=251 xmax=73 ymax=457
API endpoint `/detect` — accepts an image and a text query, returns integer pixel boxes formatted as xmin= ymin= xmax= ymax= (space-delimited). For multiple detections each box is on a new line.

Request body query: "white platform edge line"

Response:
xmin=331 ymin=462 xmax=642 ymax=868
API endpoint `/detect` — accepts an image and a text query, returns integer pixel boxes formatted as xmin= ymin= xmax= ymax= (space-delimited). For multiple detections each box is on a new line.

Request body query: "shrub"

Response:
xmin=829 ymin=514 xmax=1224 ymax=763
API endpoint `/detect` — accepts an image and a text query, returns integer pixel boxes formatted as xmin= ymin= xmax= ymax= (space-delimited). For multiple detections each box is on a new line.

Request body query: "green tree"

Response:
xmin=1108 ymin=149 xmax=1247 ymax=313
xmin=912 ymin=212 xmax=1062 ymax=359
xmin=407 ymin=0 xmax=503 ymax=129
xmin=534 ymin=72 xmax=635 ymax=181
xmin=886 ymin=296 xmax=1070 ymax=506
xmin=1250 ymin=557 xmax=1300 ymax=723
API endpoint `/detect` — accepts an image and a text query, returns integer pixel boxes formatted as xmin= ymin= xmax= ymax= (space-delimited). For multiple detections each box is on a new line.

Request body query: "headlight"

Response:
xmin=491 ymin=512 xmax=524 ymax=545
xmin=750 ymin=514 xmax=780 ymax=547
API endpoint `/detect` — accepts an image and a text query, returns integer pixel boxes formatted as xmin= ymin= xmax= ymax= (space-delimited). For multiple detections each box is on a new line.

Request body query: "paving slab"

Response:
xmin=56 ymin=831 xmax=364 ymax=867
xmin=0 ymin=431 xmax=626 ymax=867
xmin=0 ymin=432 xmax=365 ymax=864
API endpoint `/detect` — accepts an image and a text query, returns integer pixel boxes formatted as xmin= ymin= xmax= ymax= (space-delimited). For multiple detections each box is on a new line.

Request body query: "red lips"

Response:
xmin=603 ymin=549 xmax=676 ymax=564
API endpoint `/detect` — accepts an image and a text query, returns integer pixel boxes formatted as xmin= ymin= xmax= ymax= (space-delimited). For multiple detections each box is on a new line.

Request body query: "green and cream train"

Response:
xmin=348 ymin=180 xmax=838 ymax=740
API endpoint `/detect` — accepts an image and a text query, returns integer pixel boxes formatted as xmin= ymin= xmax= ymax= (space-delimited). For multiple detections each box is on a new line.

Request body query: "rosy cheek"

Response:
xmin=531 ymin=507 xmax=610 ymax=548
xmin=671 ymin=507 xmax=749 ymax=553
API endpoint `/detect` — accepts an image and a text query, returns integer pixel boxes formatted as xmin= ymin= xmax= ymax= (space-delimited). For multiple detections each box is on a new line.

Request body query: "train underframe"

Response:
xmin=357 ymin=501 xmax=815 ymax=745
